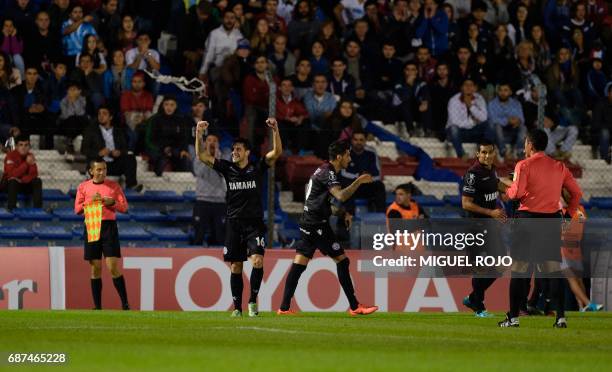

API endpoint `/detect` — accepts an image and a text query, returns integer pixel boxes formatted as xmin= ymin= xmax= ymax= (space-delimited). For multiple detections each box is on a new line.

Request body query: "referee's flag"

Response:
xmin=84 ymin=200 xmax=103 ymax=243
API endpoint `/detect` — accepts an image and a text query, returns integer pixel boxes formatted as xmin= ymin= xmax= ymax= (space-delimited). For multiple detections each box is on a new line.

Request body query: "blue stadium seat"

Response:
xmin=130 ymin=208 xmax=168 ymax=222
xmin=426 ymin=207 xmax=463 ymax=219
xmin=0 ymin=226 xmax=35 ymax=239
xmin=52 ymin=207 xmax=82 ymax=221
xmin=148 ymin=227 xmax=190 ymax=241
xmin=33 ymin=226 xmax=73 ymax=240
xmin=43 ymin=189 xmax=71 ymax=201
xmin=13 ymin=208 xmax=53 ymax=221
xmin=167 ymin=209 xmax=192 ymax=222
xmin=0 ymin=192 xmax=26 ymax=201
xmin=585 ymin=210 xmax=612 ymax=219
xmin=116 ymin=212 xmax=131 ymax=221
xmin=72 ymin=225 xmax=84 ymax=239
xmin=443 ymin=195 xmax=462 ymax=207
xmin=144 ymin=190 xmax=184 ymax=202
xmin=124 ymin=188 xmax=149 ymax=202
xmin=580 ymin=199 xmax=592 ymax=209
xmin=412 ymin=195 xmax=445 ymax=207
xmin=68 ymin=188 xmax=77 ymax=198
xmin=359 ymin=213 xmax=387 ymax=224
xmin=120 ymin=226 xmax=152 ymax=240
xmin=0 ymin=208 xmax=14 ymax=220
xmin=182 ymin=191 xmax=196 ymax=202
xmin=590 ymin=197 xmax=612 ymax=210
xmin=386 ymin=192 xmax=395 ymax=204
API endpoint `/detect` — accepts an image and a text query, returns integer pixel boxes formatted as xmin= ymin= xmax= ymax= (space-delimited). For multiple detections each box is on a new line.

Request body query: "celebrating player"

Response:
xmin=277 ymin=140 xmax=379 ymax=316
xmin=461 ymin=141 xmax=509 ymax=317
xmin=195 ymin=118 xmax=282 ymax=317
xmin=74 ymin=158 xmax=130 ymax=310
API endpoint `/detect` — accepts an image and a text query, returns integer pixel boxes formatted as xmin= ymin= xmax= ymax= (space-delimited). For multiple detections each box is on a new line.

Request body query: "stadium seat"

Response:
xmin=52 ymin=207 xmax=82 ymax=221
xmin=124 ymin=188 xmax=149 ymax=202
xmin=33 ymin=226 xmax=73 ymax=240
xmin=182 ymin=191 xmax=196 ymax=202
xmin=443 ymin=195 xmax=462 ymax=207
xmin=412 ymin=195 xmax=445 ymax=207
xmin=144 ymin=190 xmax=184 ymax=202
xmin=71 ymin=225 xmax=84 ymax=239
xmin=0 ymin=192 xmax=27 ymax=201
xmin=119 ymin=226 xmax=152 ymax=240
xmin=42 ymin=189 xmax=71 ymax=201
xmin=148 ymin=227 xmax=190 ymax=241
xmin=426 ymin=207 xmax=463 ymax=219
xmin=13 ymin=208 xmax=53 ymax=221
xmin=0 ymin=208 xmax=14 ymax=220
xmin=116 ymin=212 xmax=131 ymax=221
xmin=590 ymin=197 xmax=612 ymax=210
xmin=0 ymin=226 xmax=35 ymax=239
xmin=358 ymin=213 xmax=387 ymax=224
xmin=130 ymin=208 xmax=168 ymax=222
xmin=167 ymin=209 xmax=192 ymax=222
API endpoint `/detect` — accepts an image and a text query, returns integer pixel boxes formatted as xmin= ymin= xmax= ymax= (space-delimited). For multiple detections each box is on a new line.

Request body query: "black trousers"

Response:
xmin=7 ymin=177 xmax=42 ymax=210
xmin=106 ymin=155 xmax=138 ymax=188
xmin=192 ymin=200 xmax=226 ymax=246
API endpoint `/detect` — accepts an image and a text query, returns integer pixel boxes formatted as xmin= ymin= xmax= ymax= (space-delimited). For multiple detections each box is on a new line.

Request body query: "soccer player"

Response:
xmin=460 ymin=141 xmax=509 ymax=317
xmin=74 ymin=158 xmax=130 ymax=310
xmin=195 ymin=118 xmax=282 ymax=317
xmin=277 ymin=140 xmax=379 ymax=316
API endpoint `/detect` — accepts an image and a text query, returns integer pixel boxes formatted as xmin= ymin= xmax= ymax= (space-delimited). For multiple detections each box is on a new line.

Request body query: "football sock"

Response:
xmin=230 ymin=273 xmax=243 ymax=312
xmin=550 ymin=277 xmax=565 ymax=320
xmin=112 ymin=275 xmax=129 ymax=307
xmin=509 ymin=276 xmax=524 ymax=318
xmin=469 ymin=278 xmax=496 ymax=311
xmin=280 ymin=263 xmax=306 ymax=311
xmin=336 ymin=258 xmax=359 ymax=311
xmin=249 ymin=267 xmax=264 ymax=303
xmin=91 ymin=278 xmax=102 ymax=309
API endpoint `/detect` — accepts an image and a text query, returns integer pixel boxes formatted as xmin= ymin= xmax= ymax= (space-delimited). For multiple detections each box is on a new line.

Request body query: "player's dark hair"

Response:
xmin=395 ymin=182 xmax=416 ymax=194
xmin=526 ymin=129 xmax=548 ymax=152
xmin=328 ymin=140 xmax=350 ymax=161
xmin=232 ymin=138 xmax=251 ymax=151
xmin=477 ymin=140 xmax=495 ymax=151
xmin=15 ymin=134 xmax=30 ymax=143
xmin=351 ymin=128 xmax=366 ymax=138
xmin=88 ymin=157 xmax=106 ymax=176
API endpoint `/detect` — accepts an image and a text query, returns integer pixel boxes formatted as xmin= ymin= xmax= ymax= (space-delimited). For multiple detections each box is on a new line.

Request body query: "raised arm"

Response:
xmin=265 ymin=118 xmax=283 ymax=166
xmin=329 ymin=174 xmax=373 ymax=202
xmin=195 ymin=121 xmax=215 ymax=167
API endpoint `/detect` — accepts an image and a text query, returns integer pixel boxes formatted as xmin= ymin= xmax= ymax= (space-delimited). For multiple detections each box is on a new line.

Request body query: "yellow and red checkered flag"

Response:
xmin=84 ymin=200 xmax=103 ymax=243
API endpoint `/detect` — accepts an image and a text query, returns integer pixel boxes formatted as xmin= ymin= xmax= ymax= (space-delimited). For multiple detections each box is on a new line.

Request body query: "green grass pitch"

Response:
xmin=1 ymin=311 xmax=611 ymax=371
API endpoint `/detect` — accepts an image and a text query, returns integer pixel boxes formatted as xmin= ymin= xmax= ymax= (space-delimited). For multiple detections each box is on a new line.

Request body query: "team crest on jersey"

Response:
xmin=317 ymin=229 xmax=323 ymax=235
xmin=223 ymin=247 xmax=228 ymax=255
xmin=332 ymin=242 xmax=340 ymax=251
xmin=466 ymin=173 xmax=476 ymax=186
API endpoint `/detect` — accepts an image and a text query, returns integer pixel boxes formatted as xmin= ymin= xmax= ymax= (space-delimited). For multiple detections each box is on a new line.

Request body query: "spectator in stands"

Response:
xmin=386 ymin=183 xmax=425 ymax=227
xmin=5 ymin=0 xmax=37 ymax=40
xmin=276 ymin=78 xmax=309 ymax=154
xmin=334 ymin=0 xmax=367 ymax=31
xmin=250 ymin=18 xmax=273 ymax=55
xmin=328 ymin=98 xmax=365 ymax=143
xmin=216 ymin=39 xmax=251 ymax=127
xmin=69 ymin=52 xmax=105 ymax=113
xmin=507 ymin=4 xmax=531 ymax=45
xmin=317 ymin=20 xmax=342 ymax=61
xmin=488 ymin=83 xmax=526 ymax=160
xmin=1 ymin=135 xmax=42 ymax=211
xmin=289 ymin=58 xmax=312 ymax=100
xmin=366 ymin=41 xmax=401 ymax=122
xmin=339 ymin=129 xmax=386 ymax=214
xmin=187 ymin=96 xmax=215 ymax=159
xmin=256 ymin=0 xmax=287 ymax=35
xmin=192 ymin=130 xmax=228 ymax=246
xmin=268 ymin=34 xmax=296 ymax=79
xmin=44 ymin=60 xmax=68 ymax=116
xmin=343 ymin=39 xmax=369 ymax=102
xmin=147 ymin=95 xmax=192 ymax=176
xmin=415 ymin=46 xmax=437 ymax=83
xmin=49 ymin=0 xmax=71 ymax=34
xmin=90 ymin=0 xmax=120 ymax=49
xmin=120 ymin=71 xmax=153 ymax=152
xmin=484 ymin=0 xmax=509 ymax=25
xmin=415 ymin=0 xmax=449 ymax=57
xmin=392 ymin=61 xmax=432 ymax=137
xmin=451 ymin=46 xmax=480 ymax=88
xmin=584 ymin=50 xmax=608 ymax=106
xmin=382 ymin=0 xmax=411 ymax=59
xmin=11 ymin=66 xmax=49 ymax=147
xmin=0 ymin=85 xmax=18 ymax=147
xmin=62 ymin=4 xmax=97 ymax=57
xmin=543 ymin=0 xmax=571 ymax=49
xmin=199 ymin=9 xmax=243 ymax=82
xmin=447 ymin=0 xmax=471 ymax=19
xmin=103 ymin=49 xmax=134 ymax=110
xmin=348 ymin=19 xmax=379 ymax=61
xmin=23 ymin=11 xmax=62 ymax=77
xmin=328 ymin=57 xmax=356 ymax=101
xmin=430 ymin=61 xmax=457 ymax=141
xmin=458 ymin=0 xmax=493 ymax=45
xmin=563 ymin=2 xmax=596 ymax=49
xmin=1 ymin=18 xmax=25 ymax=77
xmin=231 ymin=2 xmax=252 ymax=41
xmin=76 ymin=34 xmax=107 ymax=74
xmin=178 ymin=1 xmax=218 ymax=77
xmin=491 ymin=24 xmax=515 ymax=80
xmin=0 ymin=51 xmax=21 ymax=89
xmin=58 ymin=81 xmax=88 ymax=152
xmin=303 ymin=74 xmax=337 ymax=157
xmin=125 ymin=32 xmax=160 ymax=73
xmin=442 ymin=4 xmax=460 ymax=50
xmin=585 ymin=0 xmax=608 ymax=27
xmin=82 ymin=105 xmax=142 ymax=191
xmin=529 ymin=25 xmax=552 ymax=71
xmin=506 ymin=40 xmax=539 ymax=94
xmin=519 ymin=82 xmax=557 ymax=131
xmin=287 ymin=0 xmax=320 ymax=55
xmin=113 ymin=14 xmax=137 ymax=52
xmin=243 ymin=55 xmax=278 ymax=155
xmin=309 ymin=40 xmax=330 ymax=76
xmin=593 ymin=83 xmax=612 ymax=164
xmin=464 ymin=22 xmax=489 ymax=57
xmin=446 ymin=78 xmax=491 ymax=159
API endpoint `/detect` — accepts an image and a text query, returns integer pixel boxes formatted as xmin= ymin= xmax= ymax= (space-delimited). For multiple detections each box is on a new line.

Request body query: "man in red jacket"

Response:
xmin=2 ymin=135 xmax=42 ymax=211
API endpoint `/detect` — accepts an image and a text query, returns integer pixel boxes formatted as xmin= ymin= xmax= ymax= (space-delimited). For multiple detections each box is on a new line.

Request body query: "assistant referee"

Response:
xmin=74 ymin=158 xmax=130 ymax=310
xmin=499 ymin=129 xmax=582 ymax=328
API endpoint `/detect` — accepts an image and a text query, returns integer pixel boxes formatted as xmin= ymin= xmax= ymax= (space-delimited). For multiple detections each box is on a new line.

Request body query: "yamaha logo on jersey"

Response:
xmin=228 ymin=180 xmax=257 ymax=190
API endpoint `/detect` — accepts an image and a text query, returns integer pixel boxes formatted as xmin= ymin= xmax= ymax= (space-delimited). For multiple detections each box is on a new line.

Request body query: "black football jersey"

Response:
xmin=213 ymin=158 xmax=268 ymax=219
xmin=462 ymin=161 xmax=499 ymax=218
xmin=300 ymin=163 xmax=341 ymax=225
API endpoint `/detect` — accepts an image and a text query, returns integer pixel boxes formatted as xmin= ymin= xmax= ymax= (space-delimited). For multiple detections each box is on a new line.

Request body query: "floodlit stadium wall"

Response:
xmin=1 ymin=247 xmax=610 ymax=311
